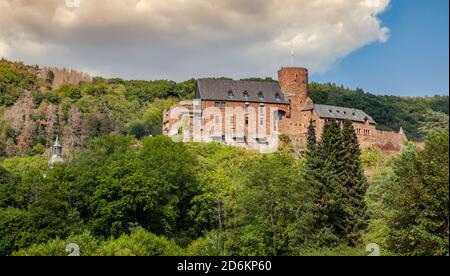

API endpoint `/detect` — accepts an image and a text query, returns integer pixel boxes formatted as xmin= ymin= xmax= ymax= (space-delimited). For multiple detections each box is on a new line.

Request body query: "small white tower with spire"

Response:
xmin=49 ymin=135 xmax=64 ymax=168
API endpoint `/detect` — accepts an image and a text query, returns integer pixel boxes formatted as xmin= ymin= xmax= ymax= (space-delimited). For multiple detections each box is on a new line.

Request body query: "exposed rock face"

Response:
xmin=39 ymin=67 xmax=92 ymax=89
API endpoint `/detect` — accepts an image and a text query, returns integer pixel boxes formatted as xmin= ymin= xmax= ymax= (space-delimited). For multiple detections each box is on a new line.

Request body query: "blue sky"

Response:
xmin=311 ymin=0 xmax=449 ymax=97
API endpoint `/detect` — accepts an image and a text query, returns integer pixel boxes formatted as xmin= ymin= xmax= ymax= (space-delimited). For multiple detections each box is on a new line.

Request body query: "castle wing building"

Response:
xmin=196 ymin=79 xmax=289 ymax=104
xmin=302 ymin=104 xmax=376 ymax=125
xmin=163 ymin=67 xmax=408 ymax=153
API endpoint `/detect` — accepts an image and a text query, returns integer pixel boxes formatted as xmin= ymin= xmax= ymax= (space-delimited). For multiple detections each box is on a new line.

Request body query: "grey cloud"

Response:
xmin=0 ymin=0 xmax=390 ymax=80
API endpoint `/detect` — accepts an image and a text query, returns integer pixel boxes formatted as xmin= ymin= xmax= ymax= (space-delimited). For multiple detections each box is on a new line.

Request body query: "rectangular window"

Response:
xmin=274 ymin=111 xmax=278 ymax=131
xmin=215 ymin=116 xmax=220 ymax=124
xmin=214 ymin=101 xmax=226 ymax=108
xmin=230 ymin=116 xmax=234 ymax=124
xmin=259 ymin=106 xmax=265 ymax=126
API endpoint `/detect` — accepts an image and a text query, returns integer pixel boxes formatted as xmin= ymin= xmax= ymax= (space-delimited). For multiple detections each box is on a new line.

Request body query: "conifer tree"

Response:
xmin=338 ymin=120 xmax=368 ymax=246
xmin=320 ymin=120 xmax=343 ymax=168
xmin=306 ymin=120 xmax=317 ymax=153
xmin=304 ymin=144 xmax=337 ymax=244
xmin=319 ymin=120 xmax=348 ymax=239
xmin=303 ymin=120 xmax=346 ymax=246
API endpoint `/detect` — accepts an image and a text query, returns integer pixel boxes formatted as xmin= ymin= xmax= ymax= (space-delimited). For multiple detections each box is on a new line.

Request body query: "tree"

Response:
xmin=224 ymin=152 xmax=306 ymax=256
xmin=385 ymin=131 xmax=449 ymax=256
xmin=306 ymin=120 xmax=316 ymax=153
xmin=139 ymin=136 xmax=199 ymax=242
xmin=0 ymin=207 xmax=33 ymax=256
xmin=338 ymin=120 xmax=368 ymax=246
xmin=45 ymin=70 xmax=55 ymax=87
xmin=302 ymin=120 xmax=348 ymax=247
xmin=418 ymin=110 xmax=449 ymax=135
xmin=0 ymin=156 xmax=49 ymax=209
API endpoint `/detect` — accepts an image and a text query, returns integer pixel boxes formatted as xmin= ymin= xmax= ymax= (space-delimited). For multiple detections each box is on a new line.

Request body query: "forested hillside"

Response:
xmin=0 ymin=59 xmax=448 ymax=158
xmin=0 ymin=59 xmax=448 ymax=256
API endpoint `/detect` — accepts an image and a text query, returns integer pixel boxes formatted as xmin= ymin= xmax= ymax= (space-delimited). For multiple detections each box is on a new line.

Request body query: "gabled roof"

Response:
xmin=196 ymin=79 xmax=289 ymax=104
xmin=303 ymin=104 xmax=377 ymax=124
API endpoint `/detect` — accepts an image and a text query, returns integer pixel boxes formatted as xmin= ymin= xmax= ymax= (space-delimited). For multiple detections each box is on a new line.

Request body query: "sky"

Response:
xmin=0 ymin=0 xmax=448 ymax=97
xmin=312 ymin=0 xmax=449 ymax=96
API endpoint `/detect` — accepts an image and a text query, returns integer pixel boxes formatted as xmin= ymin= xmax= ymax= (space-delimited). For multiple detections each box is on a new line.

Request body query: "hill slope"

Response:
xmin=0 ymin=59 xmax=448 ymax=157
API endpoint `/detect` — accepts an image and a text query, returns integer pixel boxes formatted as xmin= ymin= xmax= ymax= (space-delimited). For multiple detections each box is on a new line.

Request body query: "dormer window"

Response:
xmin=258 ymin=91 xmax=264 ymax=101
xmin=275 ymin=93 xmax=281 ymax=102
xmin=228 ymin=90 xmax=235 ymax=99
xmin=243 ymin=91 xmax=249 ymax=101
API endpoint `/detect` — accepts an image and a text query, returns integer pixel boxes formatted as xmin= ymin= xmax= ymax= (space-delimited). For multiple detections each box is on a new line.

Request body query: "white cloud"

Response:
xmin=0 ymin=0 xmax=390 ymax=80
xmin=0 ymin=39 xmax=9 ymax=58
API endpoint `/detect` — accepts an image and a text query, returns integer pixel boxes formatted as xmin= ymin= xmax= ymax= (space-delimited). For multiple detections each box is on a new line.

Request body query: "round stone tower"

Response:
xmin=278 ymin=67 xmax=311 ymax=139
xmin=278 ymin=67 xmax=309 ymax=105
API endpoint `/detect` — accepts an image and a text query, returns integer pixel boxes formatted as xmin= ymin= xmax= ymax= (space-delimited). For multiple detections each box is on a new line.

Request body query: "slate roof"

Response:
xmin=302 ymin=104 xmax=377 ymax=124
xmin=196 ymin=79 xmax=289 ymax=104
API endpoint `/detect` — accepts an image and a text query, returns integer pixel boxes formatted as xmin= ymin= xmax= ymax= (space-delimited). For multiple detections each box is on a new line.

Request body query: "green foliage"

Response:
xmin=306 ymin=120 xmax=316 ymax=152
xmin=0 ymin=59 xmax=39 ymax=106
xmin=338 ymin=121 xmax=368 ymax=245
xmin=303 ymin=120 xmax=345 ymax=246
xmin=384 ymin=131 xmax=449 ymax=256
xmin=126 ymin=99 xmax=177 ymax=139
xmin=95 ymin=228 xmax=183 ymax=256
xmin=1 ymin=58 xmax=448 ymax=256
xmin=13 ymin=237 xmax=66 ymax=256
xmin=364 ymin=166 xmax=395 ymax=254
xmin=0 ymin=156 xmax=49 ymax=209
xmin=303 ymin=120 xmax=369 ymax=248
xmin=418 ymin=110 xmax=449 ymax=135
xmin=222 ymin=152 xmax=309 ymax=256
xmin=30 ymin=144 xmax=46 ymax=156
xmin=121 ymin=79 xmax=195 ymax=103
xmin=0 ymin=207 xmax=33 ymax=256
xmin=13 ymin=228 xmax=183 ymax=256
xmin=298 ymin=246 xmax=366 ymax=256
xmin=185 ymin=232 xmax=223 ymax=256
xmin=0 ymin=158 xmax=83 ymax=255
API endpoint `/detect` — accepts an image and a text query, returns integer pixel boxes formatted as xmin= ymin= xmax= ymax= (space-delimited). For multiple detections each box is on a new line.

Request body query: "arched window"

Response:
xmin=228 ymin=90 xmax=235 ymax=99
xmin=258 ymin=91 xmax=264 ymax=101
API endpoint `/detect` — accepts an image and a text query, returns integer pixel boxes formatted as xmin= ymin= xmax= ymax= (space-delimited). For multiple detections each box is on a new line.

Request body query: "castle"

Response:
xmin=163 ymin=67 xmax=407 ymax=153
